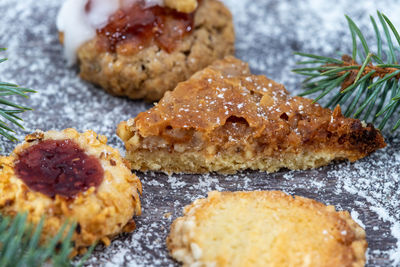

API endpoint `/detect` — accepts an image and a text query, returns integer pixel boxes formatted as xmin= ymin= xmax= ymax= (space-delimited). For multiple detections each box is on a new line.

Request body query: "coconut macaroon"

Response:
xmin=117 ymin=57 xmax=385 ymax=174
xmin=167 ymin=191 xmax=367 ymax=267
xmin=57 ymin=0 xmax=235 ymax=101
xmin=0 ymin=129 xmax=142 ymax=254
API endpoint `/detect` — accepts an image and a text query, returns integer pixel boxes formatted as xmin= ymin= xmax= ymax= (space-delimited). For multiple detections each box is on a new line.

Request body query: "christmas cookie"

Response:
xmin=57 ymin=0 xmax=235 ymax=101
xmin=117 ymin=56 xmax=386 ymax=174
xmin=167 ymin=191 xmax=367 ymax=267
xmin=0 ymin=129 xmax=142 ymax=254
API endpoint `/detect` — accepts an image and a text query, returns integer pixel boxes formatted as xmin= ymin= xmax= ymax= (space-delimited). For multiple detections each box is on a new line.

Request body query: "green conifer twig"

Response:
xmin=0 ymin=48 xmax=36 ymax=142
xmin=0 ymin=213 xmax=94 ymax=266
xmin=293 ymin=11 xmax=400 ymax=131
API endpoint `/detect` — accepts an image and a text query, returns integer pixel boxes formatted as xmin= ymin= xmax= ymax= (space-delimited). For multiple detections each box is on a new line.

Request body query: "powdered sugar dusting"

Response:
xmin=0 ymin=0 xmax=399 ymax=266
xmin=224 ymin=0 xmax=400 ymax=98
xmin=351 ymin=210 xmax=365 ymax=229
xmin=327 ymin=145 xmax=400 ymax=265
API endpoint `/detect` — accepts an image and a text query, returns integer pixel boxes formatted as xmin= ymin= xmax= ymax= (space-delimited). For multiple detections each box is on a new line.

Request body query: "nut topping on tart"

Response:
xmin=117 ymin=56 xmax=386 ymax=174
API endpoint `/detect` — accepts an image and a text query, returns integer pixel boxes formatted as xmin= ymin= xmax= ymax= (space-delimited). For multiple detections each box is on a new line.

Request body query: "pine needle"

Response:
xmin=293 ymin=11 xmax=400 ymax=131
xmin=0 ymin=213 xmax=92 ymax=266
xmin=0 ymin=49 xmax=35 ymax=142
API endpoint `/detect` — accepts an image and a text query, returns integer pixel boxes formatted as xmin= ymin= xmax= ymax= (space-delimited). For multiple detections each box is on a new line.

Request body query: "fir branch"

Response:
xmin=293 ymin=11 xmax=400 ymax=131
xmin=0 ymin=213 xmax=93 ymax=267
xmin=0 ymin=48 xmax=35 ymax=142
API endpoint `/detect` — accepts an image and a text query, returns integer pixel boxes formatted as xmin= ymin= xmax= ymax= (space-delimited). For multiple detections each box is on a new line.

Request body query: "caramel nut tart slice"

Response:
xmin=117 ymin=56 xmax=386 ymax=174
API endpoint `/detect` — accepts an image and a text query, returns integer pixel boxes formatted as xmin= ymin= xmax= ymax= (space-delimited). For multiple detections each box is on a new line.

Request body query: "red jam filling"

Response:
xmin=89 ymin=0 xmax=196 ymax=54
xmin=14 ymin=139 xmax=104 ymax=198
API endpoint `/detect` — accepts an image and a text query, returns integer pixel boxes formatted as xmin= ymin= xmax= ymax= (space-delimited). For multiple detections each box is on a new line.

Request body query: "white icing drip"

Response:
xmin=56 ymin=0 xmax=164 ymax=65
xmin=87 ymin=0 xmax=120 ymax=28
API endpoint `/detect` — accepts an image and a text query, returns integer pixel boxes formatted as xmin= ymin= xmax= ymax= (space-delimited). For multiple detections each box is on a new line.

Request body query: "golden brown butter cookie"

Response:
xmin=0 ymin=129 xmax=142 ymax=254
xmin=76 ymin=0 xmax=234 ymax=101
xmin=117 ymin=56 xmax=386 ymax=174
xmin=167 ymin=191 xmax=367 ymax=267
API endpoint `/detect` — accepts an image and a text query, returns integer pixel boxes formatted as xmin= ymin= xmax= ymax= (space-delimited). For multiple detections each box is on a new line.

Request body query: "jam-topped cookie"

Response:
xmin=117 ymin=56 xmax=386 ymax=174
xmin=0 ymin=129 xmax=142 ymax=254
xmin=167 ymin=191 xmax=367 ymax=267
xmin=57 ymin=0 xmax=235 ymax=101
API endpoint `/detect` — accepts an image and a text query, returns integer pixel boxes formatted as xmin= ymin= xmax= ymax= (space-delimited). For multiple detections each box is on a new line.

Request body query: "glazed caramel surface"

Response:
xmin=134 ymin=57 xmax=385 ymax=160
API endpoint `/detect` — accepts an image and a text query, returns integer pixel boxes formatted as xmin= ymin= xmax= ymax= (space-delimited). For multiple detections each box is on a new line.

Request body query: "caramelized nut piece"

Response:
xmin=165 ymin=0 xmax=198 ymax=13
xmin=25 ymin=130 xmax=44 ymax=142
